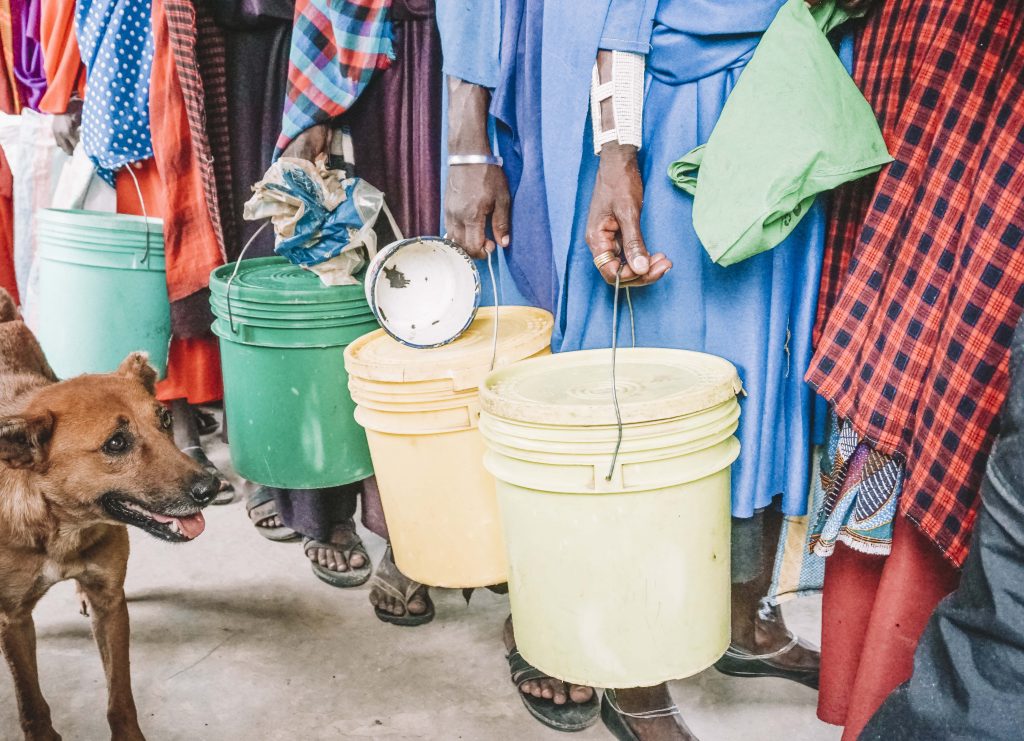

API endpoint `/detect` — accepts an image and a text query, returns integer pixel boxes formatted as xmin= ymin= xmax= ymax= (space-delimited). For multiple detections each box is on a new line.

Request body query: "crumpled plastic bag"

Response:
xmin=243 ymin=155 xmax=401 ymax=286
xmin=668 ymin=0 xmax=892 ymax=267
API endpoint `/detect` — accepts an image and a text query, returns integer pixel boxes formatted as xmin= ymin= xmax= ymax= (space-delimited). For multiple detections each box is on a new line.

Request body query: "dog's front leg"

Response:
xmin=0 ymin=611 xmax=62 ymax=741
xmin=79 ymin=582 xmax=145 ymax=741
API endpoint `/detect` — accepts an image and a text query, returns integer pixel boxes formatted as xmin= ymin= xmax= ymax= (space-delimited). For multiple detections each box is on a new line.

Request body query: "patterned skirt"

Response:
xmin=808 ymin=0 xmax=1024 ymax=565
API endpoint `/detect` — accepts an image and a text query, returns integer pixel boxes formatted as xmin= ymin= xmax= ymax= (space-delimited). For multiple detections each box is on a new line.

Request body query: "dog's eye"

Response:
xmin=103 ymin=433 xmax=131 ymax=455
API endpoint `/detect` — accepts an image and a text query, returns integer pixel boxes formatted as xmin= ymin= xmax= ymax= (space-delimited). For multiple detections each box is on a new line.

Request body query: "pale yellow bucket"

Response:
xmin=479 ymin=348 xmax=743 ymax=688
xmin=344 ymin=307 xmax=553 ymax=588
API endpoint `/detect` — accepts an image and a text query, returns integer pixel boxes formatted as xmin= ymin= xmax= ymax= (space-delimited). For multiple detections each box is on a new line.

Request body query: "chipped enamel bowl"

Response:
xmin=364 ymin=236 xmax=481 ymax=348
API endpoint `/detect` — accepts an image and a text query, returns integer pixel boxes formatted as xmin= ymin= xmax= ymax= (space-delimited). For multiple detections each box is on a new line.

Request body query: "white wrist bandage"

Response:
xmin=590 ymin=50 xmax=645 ymax=155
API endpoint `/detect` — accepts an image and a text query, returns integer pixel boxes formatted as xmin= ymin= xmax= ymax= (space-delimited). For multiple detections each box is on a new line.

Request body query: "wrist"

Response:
xmin=599 ymin=141 xmax=639 ymax=162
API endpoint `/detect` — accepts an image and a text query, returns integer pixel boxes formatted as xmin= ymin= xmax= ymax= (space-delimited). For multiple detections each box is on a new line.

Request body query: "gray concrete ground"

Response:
xmin=0 ymin=433 xmax=841 ymax=741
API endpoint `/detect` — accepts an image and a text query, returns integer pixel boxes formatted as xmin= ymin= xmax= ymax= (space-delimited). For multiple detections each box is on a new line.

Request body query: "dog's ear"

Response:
xmin=117 ymin=352 xmax=158 ymax=395
xmin=0 ymin=412 xmax=54 ymax=469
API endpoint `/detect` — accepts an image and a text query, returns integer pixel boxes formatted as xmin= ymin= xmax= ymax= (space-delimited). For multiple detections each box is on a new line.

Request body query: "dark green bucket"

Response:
xmin=210 ymin=257 xmax=379 ymax=488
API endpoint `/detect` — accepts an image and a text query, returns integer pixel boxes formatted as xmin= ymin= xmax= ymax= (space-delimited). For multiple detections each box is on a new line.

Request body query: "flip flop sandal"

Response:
xmin=370 ymin=546 xmax=434 ymax=627
xmin=601 ymin=692 xmax=641 ymax=741
xmin=246 ymin=487 xmax=300 ymax=542
xmin=183 ymin=446 xmax=234 ymax=504
xmin=303 ymin=522 xmax=372 ymax=588
xmin=713 ymin=635 xmax=820 ymax=689
xmin=507 ymin=648 xmax=599 ymax=733
xmin=195 ymin=408 xmax=220 ymax=437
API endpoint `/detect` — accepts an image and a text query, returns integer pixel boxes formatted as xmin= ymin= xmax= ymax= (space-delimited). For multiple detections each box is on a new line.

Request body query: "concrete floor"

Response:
xmin=0 ymin=436 xmax=841 ymax=741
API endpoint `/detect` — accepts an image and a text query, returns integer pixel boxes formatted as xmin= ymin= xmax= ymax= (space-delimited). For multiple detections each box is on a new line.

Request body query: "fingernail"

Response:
xmin=500 ymin=235 xmax=510 ymax=247
xmin=635 ymin=256 xmax=650 ymax=272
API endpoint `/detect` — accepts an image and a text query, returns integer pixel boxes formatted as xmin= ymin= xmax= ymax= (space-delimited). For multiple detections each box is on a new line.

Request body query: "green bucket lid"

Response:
xmin=210 ymin=257 xmax=367 ymax=307
xmin=37 ymin=208 xmax=163 ymax=235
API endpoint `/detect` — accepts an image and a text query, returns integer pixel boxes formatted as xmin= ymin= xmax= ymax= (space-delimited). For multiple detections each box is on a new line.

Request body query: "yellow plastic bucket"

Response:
xmin=479 ymin=348 xmax=743 ymax=688
xmin=344 ymin=307 xmax=553 ymax=587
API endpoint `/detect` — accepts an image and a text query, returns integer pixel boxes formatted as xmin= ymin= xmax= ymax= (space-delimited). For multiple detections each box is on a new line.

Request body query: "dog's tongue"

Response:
xmin=151 ymin=511 xmax=207 ymax=539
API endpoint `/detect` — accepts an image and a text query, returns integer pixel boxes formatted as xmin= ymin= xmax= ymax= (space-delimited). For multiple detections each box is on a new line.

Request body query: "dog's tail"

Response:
xmin=0 ymin=289 xmax=17 ymax=323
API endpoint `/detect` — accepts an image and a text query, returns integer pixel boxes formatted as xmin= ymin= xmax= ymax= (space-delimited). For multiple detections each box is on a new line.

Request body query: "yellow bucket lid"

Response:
xmin=480 ymin=347 xmax=743 ymax=427
xmin=344 ymin=307 xmax=553 ymax=390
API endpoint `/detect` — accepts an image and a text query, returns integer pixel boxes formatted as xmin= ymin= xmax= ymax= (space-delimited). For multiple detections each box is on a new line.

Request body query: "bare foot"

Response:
xmin=369 ymin=545 xmax=430 ymax=618
xmin=504 ymin=615 xmax=593 ymax=706
xmin=304 ymin=521 xmax=367 ymax=573
xmin=606 ymin=686 xmax=699 ymax=741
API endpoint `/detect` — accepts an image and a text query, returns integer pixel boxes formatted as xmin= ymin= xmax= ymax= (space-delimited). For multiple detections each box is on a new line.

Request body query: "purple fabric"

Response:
xmin=345 ymin=0 xmax=442 ymax=237
xmin=489 ymin=0 xmax=556 ymax=312
xmin=245 ymin=0 xmax=441 ymax=542
xmin=216 ymin=0 xmax=295 ymax=260
xmin=10 ymin=0 xmax=46 ymax=110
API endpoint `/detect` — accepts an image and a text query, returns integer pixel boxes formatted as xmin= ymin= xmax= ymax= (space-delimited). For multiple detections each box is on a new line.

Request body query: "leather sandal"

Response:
xmin=507 ymin=649 xmax=599 ymax=732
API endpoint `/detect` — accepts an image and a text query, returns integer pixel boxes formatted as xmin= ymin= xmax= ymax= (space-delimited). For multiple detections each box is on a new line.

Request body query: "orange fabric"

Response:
xmin=0 ymin=150 xmax=17 ymax=302
xmin=0 ymin=0 xmax=19 ymax=114
xmin=115 ymin=164 xmax=223 ymax=405
xmin=0 ymin=7 xmax=19 ymax=302
xmin=148 ymin=0 xmax=225 ymax=304
xmin=107 ymin=0 xmax=225 ymax=404
xmin=38 ymin=0 xmax=86 ymax=114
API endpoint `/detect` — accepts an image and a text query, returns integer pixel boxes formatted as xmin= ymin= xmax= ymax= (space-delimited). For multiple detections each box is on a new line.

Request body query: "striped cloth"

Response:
xmin=164 ymin=0 xmax=228 ymax=260
xmin=809 ymin=0 xmax=1024 ymax=566
xmin=809 ymin=411 xmax=902 ymax=557
xmin=275 ymin=0 xmax=394 ymax=157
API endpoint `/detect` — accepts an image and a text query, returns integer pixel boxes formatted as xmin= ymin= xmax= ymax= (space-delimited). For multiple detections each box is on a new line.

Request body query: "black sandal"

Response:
xmin=246 ymin=487 xmax=300 ymax=542
xmin=370 ymin=545 xmax=434 ymax=626
xmin=303 ymin=521 xmax=372 ymax=588
xmin=507 ymin=648 xmax=599 ymax=732
xmin=713 ymin=634 xmax=820 ymax=689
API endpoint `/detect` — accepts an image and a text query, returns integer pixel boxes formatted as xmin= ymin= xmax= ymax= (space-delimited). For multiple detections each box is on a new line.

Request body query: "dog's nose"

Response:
xmin=189 ymin=474 xmax=221 ymax=506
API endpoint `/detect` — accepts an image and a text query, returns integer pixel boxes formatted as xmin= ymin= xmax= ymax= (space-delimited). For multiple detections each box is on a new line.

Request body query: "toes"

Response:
xmin=369 ymin=589 xmax=380 ymax=608
xmin=540 ymin=683 xmax=554 ymax=700
xmin=407 ymin=591 xmax=428 ymax=615
xmin=569 ymin=685 xmax=594 ymax=704
xmin=553 ymin=684 xmax=568 ymax=705
xmin=349 ymin=551 xmax=366 ymax=569
xmin=519 ymin=681 xmax=533 ymax=695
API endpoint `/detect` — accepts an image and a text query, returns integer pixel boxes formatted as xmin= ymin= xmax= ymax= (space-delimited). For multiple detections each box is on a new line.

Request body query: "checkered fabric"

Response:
xmin=809 ymin=0 xmax=1024 ymax=566
xmin=275 ymin=0 xmax=394 ymax=157
xmin=164 ymin=0 xmax=228 ymax=260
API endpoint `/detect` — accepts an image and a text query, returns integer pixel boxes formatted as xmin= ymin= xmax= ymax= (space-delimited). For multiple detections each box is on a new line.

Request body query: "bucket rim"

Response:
xmin=480 ymin=347 xmax=743 ymax=427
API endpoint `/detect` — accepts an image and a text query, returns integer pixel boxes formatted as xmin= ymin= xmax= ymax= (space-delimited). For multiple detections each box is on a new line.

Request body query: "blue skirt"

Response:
xmin=553 ymin=64 xmax=826 ymax=518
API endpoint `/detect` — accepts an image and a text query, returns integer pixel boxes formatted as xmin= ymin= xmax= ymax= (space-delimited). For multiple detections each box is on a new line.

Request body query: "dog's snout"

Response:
xmin=189 ymin=474 xmax=220 ymax=506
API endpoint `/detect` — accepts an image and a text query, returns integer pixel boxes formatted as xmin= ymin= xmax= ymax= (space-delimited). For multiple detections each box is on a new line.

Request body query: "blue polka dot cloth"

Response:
xmin=75 ymin=0 xmax=156 ymax=186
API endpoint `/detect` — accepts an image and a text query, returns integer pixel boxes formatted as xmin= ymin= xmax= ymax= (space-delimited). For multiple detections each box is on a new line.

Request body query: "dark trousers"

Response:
xmin=862 ymin=318 xmax=1024 ymax=740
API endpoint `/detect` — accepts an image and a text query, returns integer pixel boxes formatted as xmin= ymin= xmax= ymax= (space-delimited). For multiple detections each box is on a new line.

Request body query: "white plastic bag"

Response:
xmin=0 ymin=110 xmax=68 ymax=324
xmin=51 ymin=142 xmax=117 ymax=212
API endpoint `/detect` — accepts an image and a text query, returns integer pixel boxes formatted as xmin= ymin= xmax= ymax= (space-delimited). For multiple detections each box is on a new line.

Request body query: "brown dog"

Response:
xmin=0 ymin=289 xmax=219 ymax=740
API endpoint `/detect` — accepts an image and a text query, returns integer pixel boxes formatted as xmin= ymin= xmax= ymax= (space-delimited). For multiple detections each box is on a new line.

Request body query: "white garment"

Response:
xmin=0 ymin=110 xmax=69 ymax=326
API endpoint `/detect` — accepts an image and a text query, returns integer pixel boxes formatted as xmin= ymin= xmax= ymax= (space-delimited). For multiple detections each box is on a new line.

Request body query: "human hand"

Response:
xmin=52 ymin=97 xmax=83 ymax=156
xmin=444 ymin=163 xmax=511 ymax=259
xmin=281 ymin=123 xmax=332 ymax=162
xmin=585 ymin=142 xmax=671 ymax=286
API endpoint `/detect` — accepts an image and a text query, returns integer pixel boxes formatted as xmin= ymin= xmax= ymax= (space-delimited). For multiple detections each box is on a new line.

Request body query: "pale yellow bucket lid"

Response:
xmin=344 ymin=307 xmax=553 ymax=390
xmin=480 ymin=347 xmax=743 ymax=427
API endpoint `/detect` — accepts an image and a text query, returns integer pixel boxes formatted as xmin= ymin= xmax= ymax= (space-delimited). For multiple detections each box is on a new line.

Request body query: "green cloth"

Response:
xmin=668 ymin=0 xmax=892 ymax=267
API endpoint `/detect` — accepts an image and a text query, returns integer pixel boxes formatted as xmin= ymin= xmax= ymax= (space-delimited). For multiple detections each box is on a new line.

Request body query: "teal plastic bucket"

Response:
xmin=34 ymin=209 xmax=171 ymax=379
xmin=210 ymin=257 xmax=379 ymax=489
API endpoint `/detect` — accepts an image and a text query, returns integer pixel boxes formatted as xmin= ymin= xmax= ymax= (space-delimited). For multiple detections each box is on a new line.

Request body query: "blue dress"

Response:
xmin=438 ymin=0 xmax=826 ymax=517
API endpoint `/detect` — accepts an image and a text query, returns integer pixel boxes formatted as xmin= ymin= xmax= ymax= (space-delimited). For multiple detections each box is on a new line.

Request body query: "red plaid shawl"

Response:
xmin=810 ymin=0 xmax=1024 ymax=566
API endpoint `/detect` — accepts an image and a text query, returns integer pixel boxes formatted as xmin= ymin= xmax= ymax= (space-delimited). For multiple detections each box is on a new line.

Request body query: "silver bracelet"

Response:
xmin=448 ymin=153 xmax=503 ymax=167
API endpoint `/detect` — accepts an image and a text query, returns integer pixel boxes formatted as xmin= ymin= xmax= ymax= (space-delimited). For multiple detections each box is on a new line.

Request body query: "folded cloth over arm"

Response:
xmin=668 ymin=0 xmax=892 ymax=267
xmin=274 ymin=0 xmax=394 ymax=157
